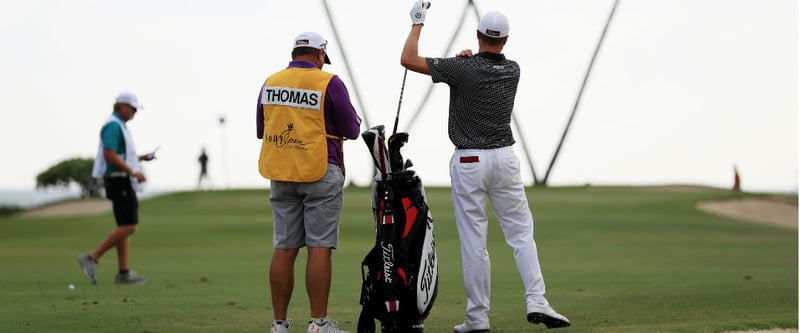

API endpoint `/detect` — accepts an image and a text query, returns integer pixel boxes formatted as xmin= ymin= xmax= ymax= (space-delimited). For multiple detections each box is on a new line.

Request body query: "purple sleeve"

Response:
xmin=256 ymin=87 xmax=264 ymax=139
xmin=324 ymin=75 xmax=362 ymax=139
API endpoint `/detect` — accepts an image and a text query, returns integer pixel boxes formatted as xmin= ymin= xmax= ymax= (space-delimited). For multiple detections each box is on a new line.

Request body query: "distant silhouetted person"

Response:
xmin=733 ymin=166 xmax=741 ymax=191
xmin=198 ymin=148 xmax=209 ymax=189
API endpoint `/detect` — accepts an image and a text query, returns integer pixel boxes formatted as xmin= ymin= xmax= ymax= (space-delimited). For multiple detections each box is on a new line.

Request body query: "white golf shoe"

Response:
xmin=526 ymin=303 xmax=571 ymax=328
xmin=452 ymin=320 xmax=490 ymax=333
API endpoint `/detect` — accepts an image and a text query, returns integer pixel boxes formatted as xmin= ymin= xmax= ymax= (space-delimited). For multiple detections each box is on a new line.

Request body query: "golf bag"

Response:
xmin=358 ymin=125 xmax=438 ymax=333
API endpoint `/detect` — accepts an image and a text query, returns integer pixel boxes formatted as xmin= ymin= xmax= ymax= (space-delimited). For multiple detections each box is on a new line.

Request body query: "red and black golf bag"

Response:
xmin=358 ymin=125 xmax=438 ymax=333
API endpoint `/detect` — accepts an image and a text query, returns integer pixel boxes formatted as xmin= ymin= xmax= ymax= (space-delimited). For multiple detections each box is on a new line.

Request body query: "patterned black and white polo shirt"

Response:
xmin=426 ymin=52 xmax=520 ymax=149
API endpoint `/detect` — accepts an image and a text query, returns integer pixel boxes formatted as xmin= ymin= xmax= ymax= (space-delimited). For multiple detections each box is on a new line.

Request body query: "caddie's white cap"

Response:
xmin=114 ymin=92 xmax=143 ymax=109
xmin=293 ymin=31 xmax=331 ymax=64
xmin=478 ymin=11 xmax=510 ymax=38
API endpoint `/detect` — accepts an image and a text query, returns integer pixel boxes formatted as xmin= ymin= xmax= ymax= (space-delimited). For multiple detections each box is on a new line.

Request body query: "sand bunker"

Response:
xmin=697 ymin=196 xmax=798 ymax=230
xmin=14 ymin=198 xmax=111 ymax=218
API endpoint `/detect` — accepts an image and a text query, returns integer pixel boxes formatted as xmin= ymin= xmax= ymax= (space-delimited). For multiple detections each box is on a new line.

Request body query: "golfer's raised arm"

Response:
xmin=401 ymin=1 xmax=431 ymax=75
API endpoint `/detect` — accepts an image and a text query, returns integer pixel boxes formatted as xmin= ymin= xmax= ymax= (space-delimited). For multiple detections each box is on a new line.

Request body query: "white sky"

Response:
xmin=0 ymin=0 xmax=796 ymax=193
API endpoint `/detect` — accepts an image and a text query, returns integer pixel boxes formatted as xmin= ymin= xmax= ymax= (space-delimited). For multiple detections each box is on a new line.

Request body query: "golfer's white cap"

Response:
xmin=478 ymin=11 xmax=510 ymax=38
xmin=115 ymin=92 xmax=142 ymax=109
xmin=293 ymin=31 xmax=331 ymax=64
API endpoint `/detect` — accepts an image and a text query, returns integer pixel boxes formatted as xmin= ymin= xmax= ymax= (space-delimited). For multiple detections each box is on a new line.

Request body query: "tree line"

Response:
xmin=36 ymin=158 xmax=101 ymax=198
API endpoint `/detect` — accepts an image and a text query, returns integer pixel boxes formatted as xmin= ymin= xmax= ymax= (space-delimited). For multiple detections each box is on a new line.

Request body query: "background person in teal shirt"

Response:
xmin=79 ymin=92 xmax=156 ymax=285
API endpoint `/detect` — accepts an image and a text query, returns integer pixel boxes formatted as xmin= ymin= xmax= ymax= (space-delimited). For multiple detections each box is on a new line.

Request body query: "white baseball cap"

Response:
xmin=478 ymin=11 xmax=510 ymax=38
xmin=293 ymin=31 xmax=331 ymax=64
xmin=115 ymin=92 xmax=143 ymax=109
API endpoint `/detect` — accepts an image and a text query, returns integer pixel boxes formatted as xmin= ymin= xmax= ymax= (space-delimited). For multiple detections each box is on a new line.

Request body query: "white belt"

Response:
xmin=105 ymin=172 xmax=129 ymax=178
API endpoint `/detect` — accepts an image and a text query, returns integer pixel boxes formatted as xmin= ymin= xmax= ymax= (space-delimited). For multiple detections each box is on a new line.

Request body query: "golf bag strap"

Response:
xmin=358 ymin=306 xmax=376 ymax=333
xmin=358 ymin=256 xmax=376 ymax=333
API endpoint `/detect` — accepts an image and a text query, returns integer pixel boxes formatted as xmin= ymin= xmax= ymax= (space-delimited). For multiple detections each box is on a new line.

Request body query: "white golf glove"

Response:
xmin=409 ymin=0 xmax=431 ymax=25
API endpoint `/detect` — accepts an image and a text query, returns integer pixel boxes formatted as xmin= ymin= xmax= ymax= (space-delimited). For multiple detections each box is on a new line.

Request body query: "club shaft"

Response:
xmin=393 ymin=68 xmax=408 ymax=135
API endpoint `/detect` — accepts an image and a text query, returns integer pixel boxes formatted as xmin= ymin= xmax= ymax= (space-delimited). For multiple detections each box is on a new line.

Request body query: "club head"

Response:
xmin=361 ymin=125 xmax=392 ymax=178
xmin=388 ymin=132 xmax=409 ymax=172
xmin=388 ymin=132 xmax=408 ymax=149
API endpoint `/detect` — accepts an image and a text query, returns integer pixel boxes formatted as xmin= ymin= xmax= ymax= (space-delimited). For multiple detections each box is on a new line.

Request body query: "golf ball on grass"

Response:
xmin=68 ymin=284 xmax=75 ymax=290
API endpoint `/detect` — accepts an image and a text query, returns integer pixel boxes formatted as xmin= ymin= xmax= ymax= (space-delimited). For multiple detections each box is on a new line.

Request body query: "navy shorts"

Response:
xmin=104 ymin=176 xmax=139 ymax=226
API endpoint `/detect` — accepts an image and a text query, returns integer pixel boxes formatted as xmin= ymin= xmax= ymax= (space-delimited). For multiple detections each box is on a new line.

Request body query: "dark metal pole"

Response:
xmin=321 ymin=0 xmax=372 ymax=130
xmin=512 ymin=113 xmax=540 ymax=184
xmin=321 ymin=0 xmax=376 ymax=183
xmin=542 ymin=0 xmax=620 ymax=185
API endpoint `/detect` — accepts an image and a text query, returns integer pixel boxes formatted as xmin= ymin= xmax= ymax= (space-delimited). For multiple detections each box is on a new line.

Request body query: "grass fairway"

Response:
xmin=0 ymin=186 xmax=796 ymax=333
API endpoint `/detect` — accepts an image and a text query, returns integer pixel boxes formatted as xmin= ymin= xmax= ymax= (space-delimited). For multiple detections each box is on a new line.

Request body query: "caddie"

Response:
xmin=256 ymin=31 xmax=362 ymax=333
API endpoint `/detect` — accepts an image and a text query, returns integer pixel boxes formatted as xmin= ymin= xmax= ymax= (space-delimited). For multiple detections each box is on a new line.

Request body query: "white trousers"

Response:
xmin=450 ymin=146 xmax=548 ymax=324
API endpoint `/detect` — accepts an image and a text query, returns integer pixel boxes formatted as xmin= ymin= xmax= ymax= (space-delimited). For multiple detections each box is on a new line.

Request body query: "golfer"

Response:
xmin=401 ymin=2 xmax=571 ymax=332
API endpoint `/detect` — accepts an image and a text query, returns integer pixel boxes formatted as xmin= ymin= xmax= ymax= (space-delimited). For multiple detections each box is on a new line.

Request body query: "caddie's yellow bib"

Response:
xmin=258 ymin=68 xmax=335 ymax=182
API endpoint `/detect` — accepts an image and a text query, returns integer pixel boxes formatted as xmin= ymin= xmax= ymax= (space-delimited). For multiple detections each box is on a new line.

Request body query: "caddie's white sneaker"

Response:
xmin=271 ymin=320 xmax=290 ymax=333
xmin=527 ymin=303 xmax=571 ymax=328
xmin=307 ymin=317 xmax=349 ymax=333
xmin=453 ymin=320 xmax=490 ymax=333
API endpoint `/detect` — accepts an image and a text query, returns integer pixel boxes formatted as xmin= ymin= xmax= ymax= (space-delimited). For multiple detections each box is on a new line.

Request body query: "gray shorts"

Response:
xmin=269 ymin=164 xmax=345 ymax=249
